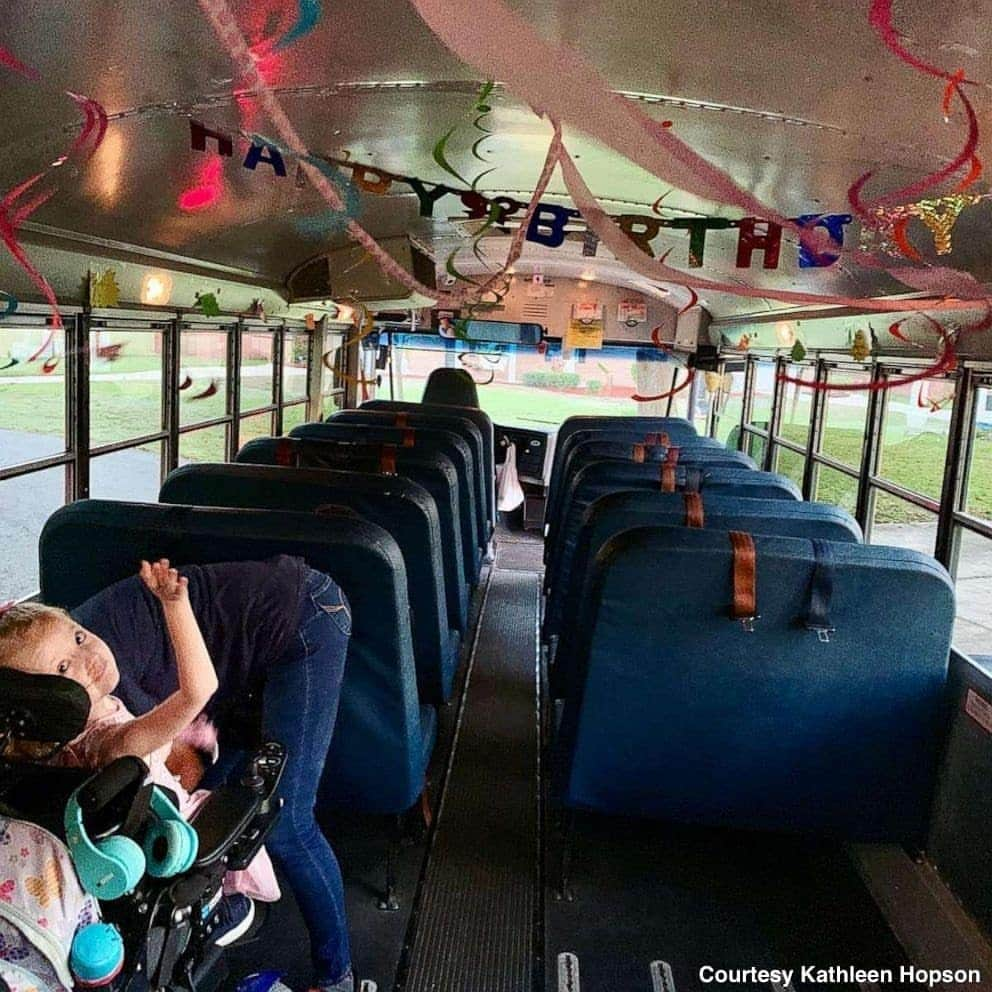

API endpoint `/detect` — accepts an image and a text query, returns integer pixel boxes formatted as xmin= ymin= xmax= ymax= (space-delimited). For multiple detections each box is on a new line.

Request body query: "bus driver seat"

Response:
xmin=421 ymin=368 xmax=480 ymax=408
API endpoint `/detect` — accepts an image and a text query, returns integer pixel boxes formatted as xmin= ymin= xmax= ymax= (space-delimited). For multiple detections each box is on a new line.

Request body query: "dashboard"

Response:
xmin=495 ymin=424 xmax=556 ymax=487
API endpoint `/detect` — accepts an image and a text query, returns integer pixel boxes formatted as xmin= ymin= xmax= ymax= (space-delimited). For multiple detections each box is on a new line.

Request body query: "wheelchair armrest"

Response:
xmin=189 ymin=742 xmax=285 ymax=870
xmin=189 ymin=783 xmax=261 ymax=868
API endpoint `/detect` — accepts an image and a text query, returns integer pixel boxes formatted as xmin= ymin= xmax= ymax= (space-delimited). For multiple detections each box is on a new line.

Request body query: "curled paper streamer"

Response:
xmin=189 ymin=378 xmax=219 ymax=400
xmin=179 ymin=374 xmax=193 ymax=390
xmin=275 ymin=0 xmax=322 ymax=51
xmin=408 ymin=0 xmax=989 ymax=302
xmin=197 ymin=0 xmax=561 ymax=309
xmin=633 ymin=367 xmax=694 ymax=404
xmin=0 ymin=49 xmax=109 ymax=328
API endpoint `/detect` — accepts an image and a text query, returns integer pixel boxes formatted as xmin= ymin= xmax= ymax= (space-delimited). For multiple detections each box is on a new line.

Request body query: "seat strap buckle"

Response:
xmin=739 ymin=614 xmax=761 ymax=633
xmin=807 ymin=624 xmax=836 ymax=643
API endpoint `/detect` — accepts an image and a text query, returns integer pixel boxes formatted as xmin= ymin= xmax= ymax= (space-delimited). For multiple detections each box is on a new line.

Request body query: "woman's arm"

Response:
xmin=101 ymin=560 xmax=219 ymax=763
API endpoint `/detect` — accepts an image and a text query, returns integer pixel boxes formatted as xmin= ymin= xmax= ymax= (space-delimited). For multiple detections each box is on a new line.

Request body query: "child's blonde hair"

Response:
xmin=0 ymin=602 xmax=70 ymax=667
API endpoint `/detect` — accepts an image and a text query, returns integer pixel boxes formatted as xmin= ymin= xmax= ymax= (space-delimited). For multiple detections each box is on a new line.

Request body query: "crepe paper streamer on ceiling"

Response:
xmin=632 ymin=367 xmax=694 ymax=404
xmin=408 ymin=0 xmax=992 ymax=301
xmin=41 ymin=356 xmax=60 ymax=374
xmin=179 ymin=154 xmax=226 ymax=212
xmin=557 ymin=144 xmax=992 ymax=315
xmin=0 ymin=356 xmax=17 ymax=371
xmin=179 ymin=374 xmax=193 ymax=390
xmin=0 ymin=50 xmax=108 ymax=329
xmin=89 ymin=269 xmax=121 ymax=309
xmin=189 ymin=378 xmax=219 ymax=400
xmin=857 ymin=2 xmax=980 ymax=213
xmin=305 ymin=313 xmax=316 ymax=330
xmin=197 ymin=0 xmax=560 ymax=310
xmin=274 ymin=0 xmax=322 ymax=51
xmin=195 ymin=292 xmax=222 ymax=317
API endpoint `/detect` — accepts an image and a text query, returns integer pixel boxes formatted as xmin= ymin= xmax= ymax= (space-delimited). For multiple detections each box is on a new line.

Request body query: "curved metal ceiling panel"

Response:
xmin=0 ymin=1 xmax=990 ymax=316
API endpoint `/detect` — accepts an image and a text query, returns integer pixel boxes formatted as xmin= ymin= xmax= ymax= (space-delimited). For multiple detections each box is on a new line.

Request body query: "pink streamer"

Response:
xmin=408 ymin=0 xmax=992 ymax=303
xmin=196 ymin=0 xmax=560 ymax=307
xmin=0 ymin=45 xmax=40 ymax=81
xmin=558 ymin=145 xmax=988 ymax=313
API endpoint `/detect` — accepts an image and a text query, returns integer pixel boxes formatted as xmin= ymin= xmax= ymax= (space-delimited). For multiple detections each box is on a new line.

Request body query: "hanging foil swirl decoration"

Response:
xmin=859 ymin=193 xmax=981 ymax=258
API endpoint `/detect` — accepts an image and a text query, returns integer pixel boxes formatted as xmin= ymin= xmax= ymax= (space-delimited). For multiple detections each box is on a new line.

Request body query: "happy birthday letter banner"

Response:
xmin=190 ymin=120 xmax=990 ymax=274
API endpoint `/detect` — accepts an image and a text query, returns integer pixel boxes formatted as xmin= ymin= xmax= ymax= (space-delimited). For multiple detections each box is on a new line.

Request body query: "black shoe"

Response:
xmin=209 ymin=894 xmax=256 ymax=947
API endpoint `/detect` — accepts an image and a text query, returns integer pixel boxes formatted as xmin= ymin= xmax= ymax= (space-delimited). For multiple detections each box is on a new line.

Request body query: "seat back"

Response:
xmin=362 ymin=399 xmax=495 ymax=526
xmin=557 ymin=526 xmax=954 ymax=842
xmin=422 ymin=367 xmax=479 ymax=407
xmin=546 ymin=463 xmax=800 ymax=596
xmin=236 ymin=437 xmax=471 ymax=629
xmin=159 ymin=463 xmax=458 ymax=704
xmin=548 ymin=422 xmax=705 ymax=519
xmin=331 ymin=408 xmax=490 ymax=535
xmin=547 ymin=491 xmax=863 ymax=657
xmin=40 ymin=500 xmax=426 ymax=815
xmin=547 ymin=439 xmax=754 ymax=537
xmin=292 ymin=421 xmax=485 ymax=552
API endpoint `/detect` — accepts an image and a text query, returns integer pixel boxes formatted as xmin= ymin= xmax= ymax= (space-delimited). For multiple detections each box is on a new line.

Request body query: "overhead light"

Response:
xmin=140 ymin=271 xmax=173 ymax=306
xmin=775 ymin=322 xmax=796 ymax=347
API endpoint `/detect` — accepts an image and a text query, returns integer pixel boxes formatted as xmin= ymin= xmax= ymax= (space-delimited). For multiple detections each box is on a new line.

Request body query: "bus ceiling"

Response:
xmin=1 ymin=1 xmax=992 ymax=343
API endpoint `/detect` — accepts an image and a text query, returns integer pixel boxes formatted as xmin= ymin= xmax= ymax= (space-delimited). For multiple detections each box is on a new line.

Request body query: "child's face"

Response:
xmin=7 ymin=614 xmax=119 ymax=708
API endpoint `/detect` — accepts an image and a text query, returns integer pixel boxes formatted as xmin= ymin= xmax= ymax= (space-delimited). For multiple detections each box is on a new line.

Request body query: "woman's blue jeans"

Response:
xmin=208 ymin=568 xmax=352 ymax=985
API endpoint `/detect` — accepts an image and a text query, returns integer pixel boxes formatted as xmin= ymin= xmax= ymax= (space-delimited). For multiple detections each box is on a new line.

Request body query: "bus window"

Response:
xmin=388 ymin=336 xmax=690 ymax=428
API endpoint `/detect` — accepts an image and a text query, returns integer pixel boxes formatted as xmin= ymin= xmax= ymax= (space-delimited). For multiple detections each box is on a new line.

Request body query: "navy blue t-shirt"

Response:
xmin=71 ymin=556 xmax=307 ymax=733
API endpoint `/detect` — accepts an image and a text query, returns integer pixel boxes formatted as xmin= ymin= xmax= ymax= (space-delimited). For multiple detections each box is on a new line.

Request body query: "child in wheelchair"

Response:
xmin=0 ymin=560 xmax=288 ymax=991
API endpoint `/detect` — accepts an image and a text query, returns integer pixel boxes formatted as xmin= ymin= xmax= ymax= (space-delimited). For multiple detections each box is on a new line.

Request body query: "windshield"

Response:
xmin=387 ymin=334 xmax=695 ymax=429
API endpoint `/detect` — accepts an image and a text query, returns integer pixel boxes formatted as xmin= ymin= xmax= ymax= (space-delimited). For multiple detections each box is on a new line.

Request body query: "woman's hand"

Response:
xmin=140 ymin=559 xmax=188 ymax=606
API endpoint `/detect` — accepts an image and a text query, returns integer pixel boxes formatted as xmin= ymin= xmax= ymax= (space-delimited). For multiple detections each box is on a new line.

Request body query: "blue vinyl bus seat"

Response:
xmin=548 ymin=415 xmax=697 ymax=502
xmin=236 ymin=436 xmax=471 ymax=630
xmin=548 ymin=421 xmax=701 ymax=526
xmin=546 ymin=491 xmax=863 ymax=677
xmin=555 ymin=525 xmax=954 ymax=843
xmin=546 ymin=456 xmax=774 ymax=595
xmin=362 ymin=399 xmax=496 ymax=529
xmin=159 ymin=463 xmax=459 ymax=704
xmin=546 ymin=439 xmax=754 ymax=542
xmin=331 ymin=408 xmax=490 ymax=537
xmin=39 ymin=500 xmax=433 ymax=816
xmin=291 ymin=420 xmax=485 ymax=560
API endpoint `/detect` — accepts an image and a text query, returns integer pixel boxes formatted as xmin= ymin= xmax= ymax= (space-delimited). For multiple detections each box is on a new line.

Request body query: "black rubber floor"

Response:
xmin=401 ymin=568 xmax=542 ymax=992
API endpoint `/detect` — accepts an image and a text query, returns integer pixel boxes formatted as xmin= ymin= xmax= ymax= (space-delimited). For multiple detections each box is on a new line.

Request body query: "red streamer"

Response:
xmin=633 ymin=367 xmax=695 ymax=404
xmin=778 ymin=316 xmax=955 ymax=393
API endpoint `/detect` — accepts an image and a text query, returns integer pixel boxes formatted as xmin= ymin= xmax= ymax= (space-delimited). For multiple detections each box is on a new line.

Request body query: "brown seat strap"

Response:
xmin=632 ymin=443 xmax=646 ymax=463
xmin=401 ymin=428 xmax=416 ymax=448
xmin=728 ymin=531 xmax=759 ymax=630
xmin=661 ymin=463 xmax=677 ymax=492
xmin=380 ymin=443 xmax=397 ymax=474
xmin=395 ymin=412 xmax=409 ymax=427
xmin=275 ymin=438 xmax=294 ymax=466
xmin=683 ymin=492 xmax=704 ymax=528
xmin=665 ymin=445 xmax=681 ymax=465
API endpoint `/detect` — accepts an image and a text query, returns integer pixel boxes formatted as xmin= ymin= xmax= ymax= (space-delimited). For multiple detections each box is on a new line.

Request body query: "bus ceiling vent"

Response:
xmin=728 ymin=531 xmax=760 ymax=633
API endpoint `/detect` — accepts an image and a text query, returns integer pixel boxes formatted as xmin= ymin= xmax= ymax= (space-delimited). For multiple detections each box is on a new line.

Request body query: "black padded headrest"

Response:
xmin=421 ymin=368 xmax=479 ymax=408
xmin=0 ymin=670 xmax=90 ymax=743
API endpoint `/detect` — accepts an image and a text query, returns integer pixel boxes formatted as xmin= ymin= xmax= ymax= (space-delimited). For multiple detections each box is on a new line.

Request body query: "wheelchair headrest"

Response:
xmin=422 ymin=368 xmax=480 ymax=408
xmin=0 ymin=669 xmax=90 ymax=744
